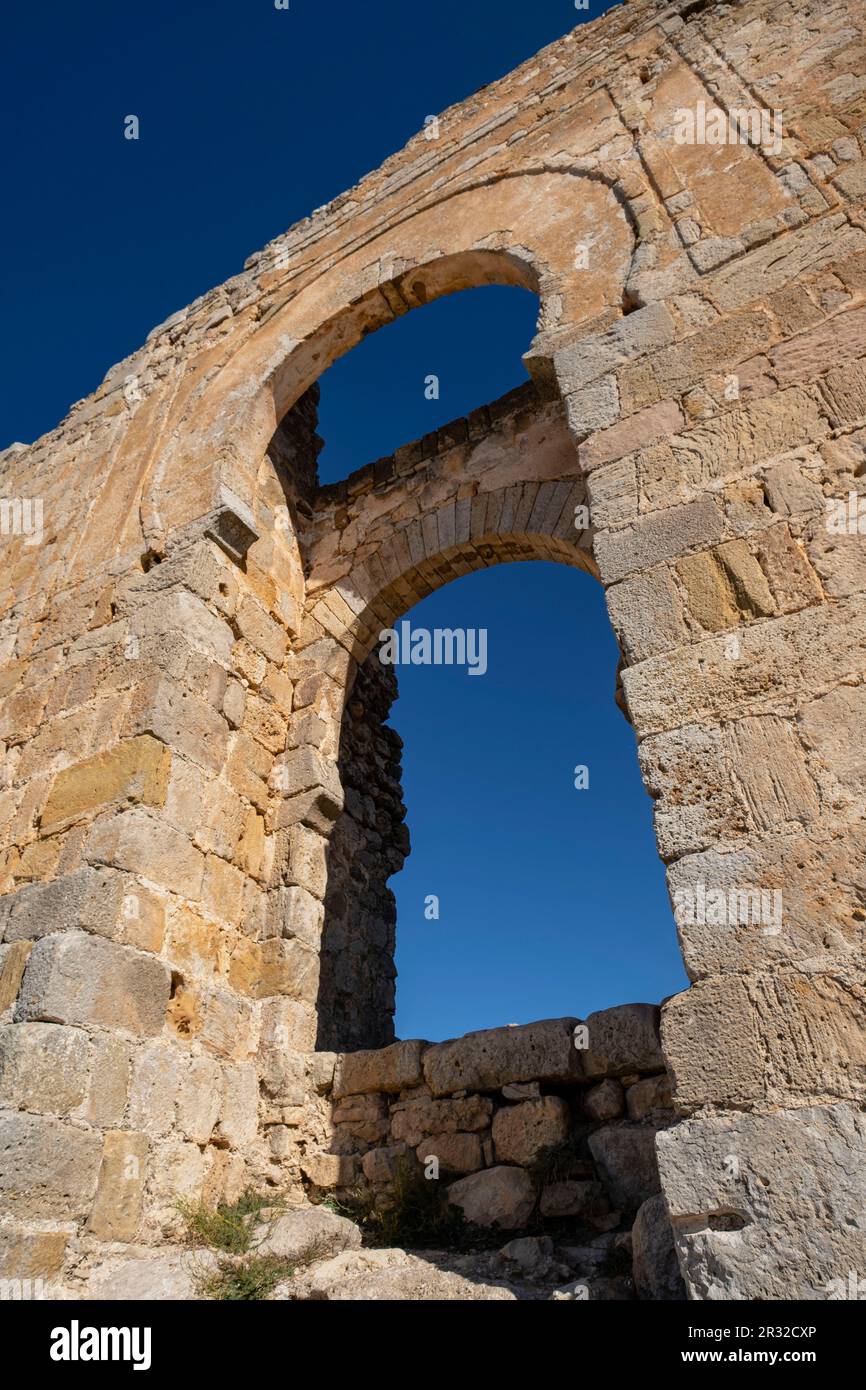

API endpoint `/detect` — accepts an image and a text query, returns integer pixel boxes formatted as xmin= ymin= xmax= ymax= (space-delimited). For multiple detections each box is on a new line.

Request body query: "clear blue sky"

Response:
xmin=1 ymin=0 xmax=688 ymax=1039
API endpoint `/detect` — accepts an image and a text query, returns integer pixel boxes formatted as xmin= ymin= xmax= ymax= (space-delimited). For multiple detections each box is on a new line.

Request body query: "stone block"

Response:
xmin=0 ymin=1222 xmax=71 ymax=1280
xmin=86 ymin=808 xmax=206 ymax=901
xmin=284 ymin=823 xmax=328 ymax=900
xmin=584 ymin=1078 xmax=624 ymax=1122
xmin=631 ymin=1193 xmax=685 ymax=1300
xmin=389 ymin=1094 xmax=492 ymax=1148
xmin=580 ymin=399 xmax=684 ymax=472
xmin=333 ymin=1039 xmax=425 ymax=1099
xmin=415 ymin=1132 xmax=483 ymax=1174
xmin=0 ymin=1023 xmax=90 ymax=1116
xmin=657 ymin=1105 xmax=866 ymax=1300
xmin=0 ymin=942 xmax=32 ymax=1012
xmin=580 ymin=1004 xmax=665 ymax=1081
xmin=301 ymin=1153 xmax=359 ymax=1190
xmin=41 ymin=735 xmax=171 ymax=830
xmin=3 ymin=867 xmax=132 ymax=944
xmin=588 ymin=1124 xmax=661 ymax=1211
xmin=214 ymin=1063 xmax=258 ymax=1149
xmin=128 ymin=1040 xmax=188 ymax=1138
xmin=255 ymin=1206 xmax=361 ymax=1261
xmin=176 ymin=1054 xmax=223 ymax=1143
xmin=492 ymin=1096 xmax=570 ymax=1166
xmin=606 ymin=569 xmax=689 ymax=663
xmin=0 ymin=1110 xmax=102 ymax=1219
xmin=626 ymin=1074 xmax=673 ymax=1122
xmin=87 ymin=1130 xmax=148 ymax=1241
xmin=15 ymin=933 xmax=170 ymax=1038
xmin=596 ymin=498 xmax=725 ymax=585
xmin=423 ymin=1018 xmax=580 ymax=1097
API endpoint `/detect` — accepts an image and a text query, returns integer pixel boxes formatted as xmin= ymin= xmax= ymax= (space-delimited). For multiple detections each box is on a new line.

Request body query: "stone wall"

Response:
xmin=1 ymin=0 xmax=866 ymax=1300
xmin=303 ymin=1007 xmax=684 ymax=1300
xmin=318 ymin=651 xmax=408 ymax=1053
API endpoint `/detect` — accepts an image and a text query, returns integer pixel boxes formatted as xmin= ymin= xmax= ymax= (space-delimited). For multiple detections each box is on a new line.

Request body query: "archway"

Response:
xmin=317 ymin=558 xmax=687 ymax=1053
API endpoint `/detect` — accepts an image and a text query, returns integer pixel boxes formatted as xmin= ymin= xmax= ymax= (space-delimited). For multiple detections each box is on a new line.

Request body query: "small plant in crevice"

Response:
xmin=177 ymin=1188 xmax=335 ymax=1300
xmin=177 ymin=1186 xmax=281 ymax=1255
xmin=527 ymin=1129 xmax=593 ymax=1188
xmin=196 ymin=1253 xmax=295 ymax=1302
xmin=326 ymin=1158 xmax=476 ymax=1251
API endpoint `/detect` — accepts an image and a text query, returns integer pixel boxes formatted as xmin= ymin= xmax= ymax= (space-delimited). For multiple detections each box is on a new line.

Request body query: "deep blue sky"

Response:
xmin=1 ymin=0 xmax=687 ymax=1038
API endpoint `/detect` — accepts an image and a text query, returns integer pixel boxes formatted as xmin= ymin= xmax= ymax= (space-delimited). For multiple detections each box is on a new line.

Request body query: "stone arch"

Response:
xmin=275 ymin=377 xmax=602 ymax=1049
xmin=141 ymin=167 xmax=637 ymax=553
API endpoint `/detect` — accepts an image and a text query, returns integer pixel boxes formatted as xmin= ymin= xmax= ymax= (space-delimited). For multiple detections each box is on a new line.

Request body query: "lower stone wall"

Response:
xmin=302 ymin=1006 xmax=686 ymax=1299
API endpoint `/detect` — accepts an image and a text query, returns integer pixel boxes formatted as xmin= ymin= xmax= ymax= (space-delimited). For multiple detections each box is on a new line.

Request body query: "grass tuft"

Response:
xmin=177 ymin=1186 xmax=279 ymax=1255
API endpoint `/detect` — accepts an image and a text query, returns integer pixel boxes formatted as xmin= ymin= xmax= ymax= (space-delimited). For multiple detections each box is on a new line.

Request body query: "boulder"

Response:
xmin=447 ymin=1166 xmax=536 ymax=1229
xmin=499 ymin=1235 xmax=555 ymax=1278
xmin=584 ymin=1078 xmax=625 ymax=1121
xmin=492 ymin=1096 xmax=570 ymax=1166
xmin=254 ymin=1206 xmax=361 ymax=1263
xmin=632 ymin=1194 xmax=686 ymax=1300
xmin=588 ymin=1124 xmax=661 ymax=1211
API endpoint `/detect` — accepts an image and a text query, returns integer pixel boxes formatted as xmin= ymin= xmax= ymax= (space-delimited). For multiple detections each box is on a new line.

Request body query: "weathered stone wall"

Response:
xmin=1 ymin=0 xmax=865 ymax=1299
xmin=302 ymin=1008 xmax=684 ymax=1300
xmin=317 ymin=651 xmax=408 ymax=1054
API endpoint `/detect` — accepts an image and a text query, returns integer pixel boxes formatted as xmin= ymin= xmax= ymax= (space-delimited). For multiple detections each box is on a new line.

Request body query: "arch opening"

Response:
xmin=316 ymin=561 xmax=688 ymax=1053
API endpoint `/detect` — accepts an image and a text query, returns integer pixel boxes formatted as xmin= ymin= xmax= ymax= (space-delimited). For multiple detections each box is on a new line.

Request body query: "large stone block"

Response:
xmin=2 ymin=867 xmax=131 ymax=944
xmin=0 ymin=1222 xmax=71 ymax=1280
xmin=595 ymin=498 xmax=726 ymax=585
xmin=128 ymin=1040 xmax=189 ymax=1138
xmin=423 ymin=1018 xmax=580 ymax=1097
xmin=492 ymin=1096 xmax=570 ymax=1166
xmin=662 ymin=967 xmax=866 ymax=1111
xmin=41 ymin=735 xmax=171 ymax=830
xmin=87 ymin=1130 xmax=148 ymax=1242
xmin=415 ymin=1132 xmax=483 ymax=1174
xmin=0 ymin=1110 xmax=102 ymax=1219
xmin=580 ymin=1004 xmax=665 ymax=1080
xmin=390 ymin=1094 xmax=492 ymax=1148
xmin=0 ymin=1023 xmax=91 ymax=1115
xmin=15 ymin=933 xmax=171 ymax=1038
xmin=333 ymin=1039 xmax=425 ymax=1099
xmin=86 ymin=808 xmax=206 ymax=900
xmin=657 ymin=1106 xmax=866 ymax=1300
xmin=123 ymin=674 xmax=229 ymax=776
xmin=667 ymin=825 xmax=866 ymax=978
xmin=0 ymin=942 xmax=32 ymax=1012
